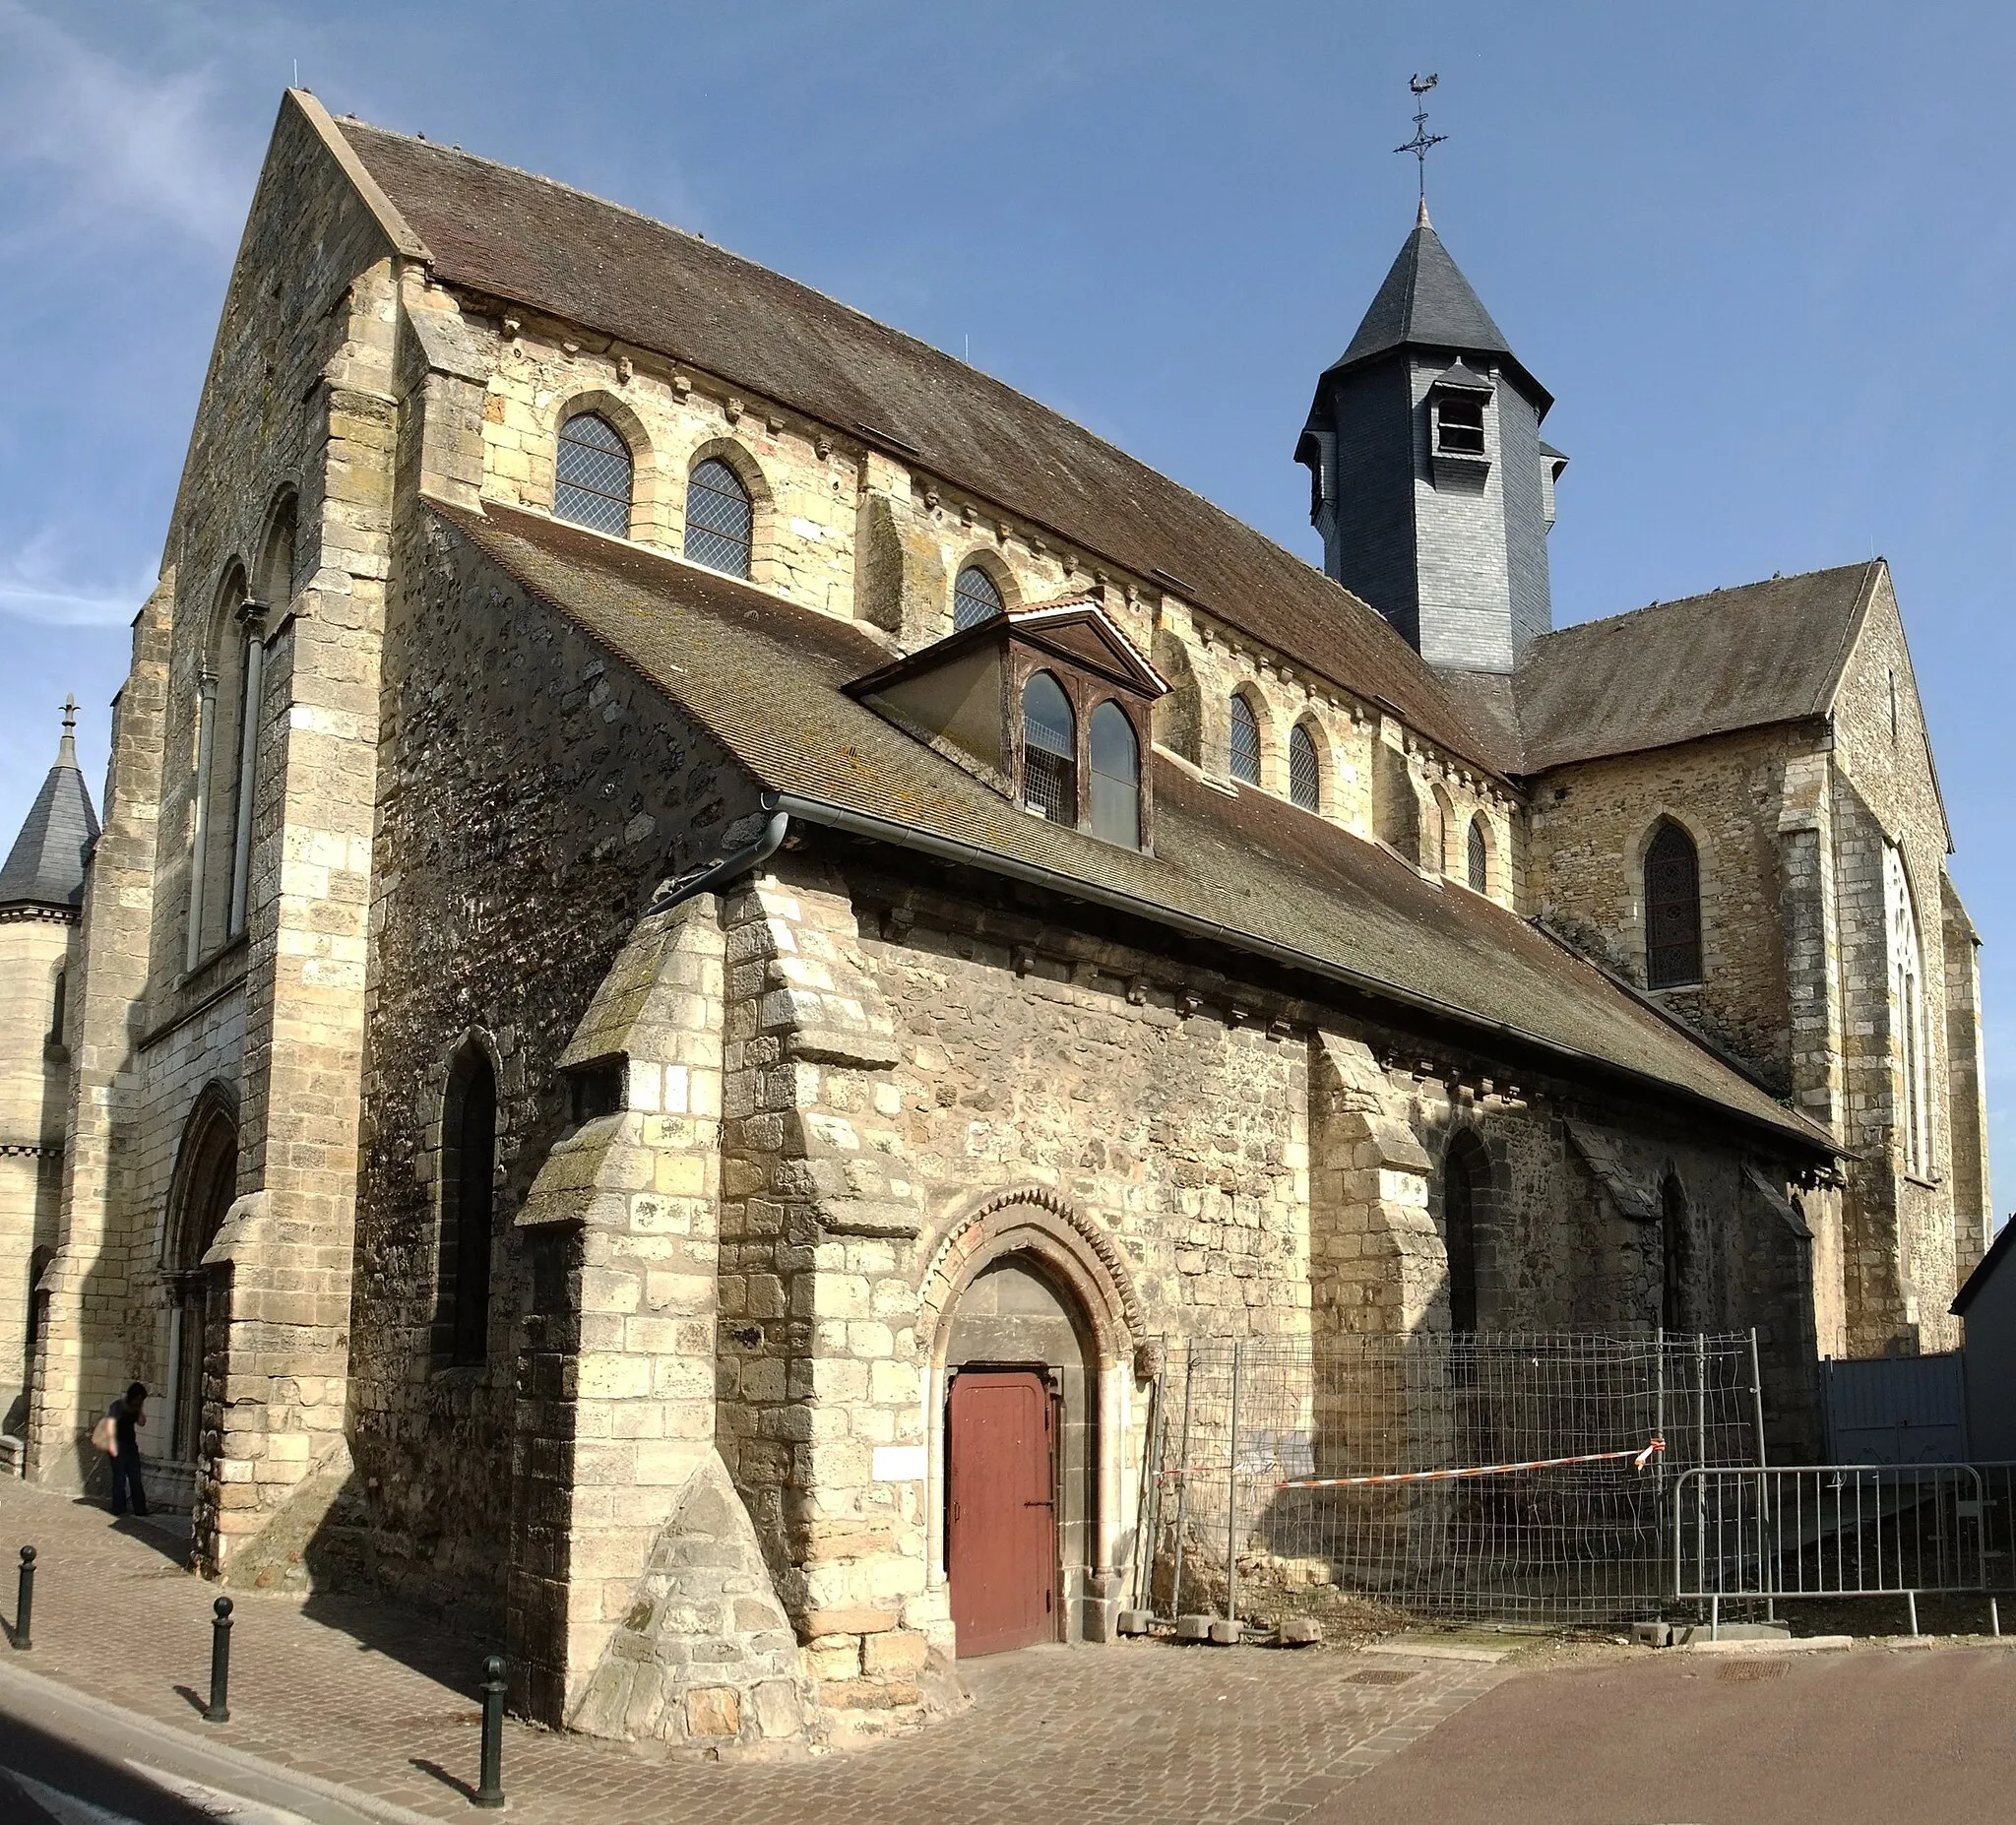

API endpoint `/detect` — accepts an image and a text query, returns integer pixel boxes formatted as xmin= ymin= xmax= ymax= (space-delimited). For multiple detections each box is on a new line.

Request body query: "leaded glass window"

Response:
xmin=555 ymin=412 xmax=633 ymax=536
xmin=685 ymin=457 xmax=754 ymax=577
xmin=953 ymin=564 xmax=1005 ymax=630
xmin=1021 ymin=672 xmax=1076 ymax=823
xmin=1089 ymin=701 xmax=1140 ymax=848
xmin=1288 ymin=724 xmax=1320 ymax=811
xmin=1467 ymin=816 xmax=1489 ymax=893
xmin=1228 ymin=693 xmax=1261 ymax=786
xmin=1644 ymin=822 xmax=1702 ymax=988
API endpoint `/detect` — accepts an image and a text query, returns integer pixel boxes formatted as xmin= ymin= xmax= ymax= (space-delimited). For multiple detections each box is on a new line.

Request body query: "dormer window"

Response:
xmin=1435 ymin=395 xmax=1484 ymax=456
xmin=848 ymin=594 xmax=1168 ymax=851
xmin=1021 ymin=672 xmax=1076 ymax=821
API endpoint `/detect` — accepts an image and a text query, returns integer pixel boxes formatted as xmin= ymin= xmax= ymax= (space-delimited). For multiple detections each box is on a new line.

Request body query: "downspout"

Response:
xmin=645 ymin=793 xmax=789 ymax=916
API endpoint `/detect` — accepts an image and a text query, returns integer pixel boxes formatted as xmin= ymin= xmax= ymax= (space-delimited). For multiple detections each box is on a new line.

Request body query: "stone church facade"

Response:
xmin=0 ymin=92 xmax=1990 ymax=1749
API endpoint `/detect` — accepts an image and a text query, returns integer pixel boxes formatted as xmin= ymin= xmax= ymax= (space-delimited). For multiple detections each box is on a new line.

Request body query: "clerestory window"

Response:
xmin=1289 ymin=725 xmax=1320 ymax=812
xmin=1644 ymin=821 xmax=1703 ymax=988
xmin=1228 ymin=694 xmax=1262 ymax=787
xmin=685 ymin=457 xmax=754 ymax=578
xmin=555 ymin=412 xmax=634 ymax=536
xmin=953 ymin=564 xmax=1006 ymax=631
xmin=1467 ymin=816 xmax=1489 ymax=894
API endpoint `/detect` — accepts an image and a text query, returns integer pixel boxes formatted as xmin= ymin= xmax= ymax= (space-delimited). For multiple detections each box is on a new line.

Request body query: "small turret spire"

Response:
xmin=1417 ymin=195 xmax=1431 ymax=229
xmin=58 ymin=694 xmax=78 ymax=768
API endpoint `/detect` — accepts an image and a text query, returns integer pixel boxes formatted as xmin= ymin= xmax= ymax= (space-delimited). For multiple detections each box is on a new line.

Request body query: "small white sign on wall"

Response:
xmin=871 ymin=1444 xmax=927 ymax=1483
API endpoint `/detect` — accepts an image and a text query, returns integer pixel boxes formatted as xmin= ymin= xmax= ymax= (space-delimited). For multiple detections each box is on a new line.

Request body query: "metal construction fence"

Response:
xmin=1135 ymin=1331 xmax=1764 ymax=1628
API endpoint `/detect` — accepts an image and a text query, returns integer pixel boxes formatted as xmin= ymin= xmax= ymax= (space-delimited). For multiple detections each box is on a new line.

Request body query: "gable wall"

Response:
xmin=1525 ymin=724 xmax=1805 ymax=1091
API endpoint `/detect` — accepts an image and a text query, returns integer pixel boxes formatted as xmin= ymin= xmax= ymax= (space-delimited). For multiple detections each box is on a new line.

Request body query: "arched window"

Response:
xmin=953 ymin=564 xmax=1005 ymax=630
xmin=1442 ymin=1139 xmax=1483 ymax=1334
xmin=1467 ymin=816 xmax=1490 ymax=894
xmin=439 ymin=1043 xmax=498 ymax=1367
xmin=554 ymin=412 xmax=634 ymax=536
xmin=164 ymin=1090 xmax=238 ymax=1462
xmin=47 ymin=968 xmax=66 ymax=1044
xmin=1228 ymin=693 xmax=1262 ymax=786
xmin=1289 ymin=725 xmax=1321 ymax=812
xmin=1020 ymin=671 xmax=1077 ymax=824
xmin=1886 ymin=847 xmax=1930 ymax=1174
xmin=1089 ymin=701 xmax=1140 ymax=848
xmin=255 ymin=492 xmax=296 ymax=609
xmin=1661 ymin=1172 xmax=1691 ymax=1333
xmin=1644 ymin=822 xmax=1703 ymax=988
xmin=685 ymin=456 xmax=753 ymax=577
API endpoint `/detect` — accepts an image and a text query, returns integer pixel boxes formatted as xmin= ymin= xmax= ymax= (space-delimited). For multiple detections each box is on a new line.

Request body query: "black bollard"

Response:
xmin=203 ymin=1597 xmax=232 ymax=1723
xmin=472 ymin=1654 xmax=506 ymax=1809
xmin=13 ymin=1546 xmax=32 ymax=1651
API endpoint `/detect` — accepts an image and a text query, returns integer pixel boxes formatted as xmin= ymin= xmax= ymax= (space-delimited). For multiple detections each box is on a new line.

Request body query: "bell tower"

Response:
xmin=1295 ymin=201 xmax=1564 ymax=676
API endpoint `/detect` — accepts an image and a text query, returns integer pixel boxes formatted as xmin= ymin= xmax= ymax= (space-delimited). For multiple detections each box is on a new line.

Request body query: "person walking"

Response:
xmin=105 ymin=1382 xmax=150 ymax=1518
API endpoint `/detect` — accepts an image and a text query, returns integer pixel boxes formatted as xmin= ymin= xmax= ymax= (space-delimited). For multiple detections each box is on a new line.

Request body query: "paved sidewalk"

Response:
xmin=0 ymin=1479 xmax=1509 ymax=1823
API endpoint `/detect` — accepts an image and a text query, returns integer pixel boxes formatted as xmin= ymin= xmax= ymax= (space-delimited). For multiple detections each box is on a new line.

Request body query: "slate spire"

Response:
xmin=1296 ymin=211 xmax=1563 ymax=676
xmin=0 ymin=697 xmax=99 ymax=912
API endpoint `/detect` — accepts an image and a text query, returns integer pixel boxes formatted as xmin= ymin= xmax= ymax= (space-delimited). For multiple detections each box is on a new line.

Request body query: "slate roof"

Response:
xmin=1952 ymin=1218 xmax=2016 ymax=1317
xmin=331 ymin=115 xmax=1505 ymax=781
xmin=434 ymin=496 xmax=1833 ymax=1156
xmin=1322 ymin=216 xmax=1549 ymax=411
xmin=1506 ymin=562 xmax=1881 ymax=773
xmin=0 ymin=715 xmax=99 ymax=912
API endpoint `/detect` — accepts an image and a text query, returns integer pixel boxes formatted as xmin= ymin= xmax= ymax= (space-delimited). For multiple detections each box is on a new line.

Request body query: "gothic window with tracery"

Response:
xmin=1644 ymin=821 xmax=1703 ymax=988
xmin=555 ymin=412 xmax=634 ymax=536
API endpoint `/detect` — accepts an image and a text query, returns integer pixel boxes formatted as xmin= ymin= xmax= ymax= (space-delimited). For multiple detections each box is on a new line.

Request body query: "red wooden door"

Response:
xmin=947 ymin=1370 xmax=1056 ymax=1656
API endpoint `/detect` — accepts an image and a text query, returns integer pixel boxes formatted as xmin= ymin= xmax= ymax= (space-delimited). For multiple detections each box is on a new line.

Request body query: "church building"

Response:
xmin=0 ymin=91 xmax=1989 ymax=1750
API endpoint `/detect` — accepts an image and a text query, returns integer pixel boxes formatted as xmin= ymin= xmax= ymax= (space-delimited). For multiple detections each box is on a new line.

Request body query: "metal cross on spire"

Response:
xmin=1395 ymin=73 xmax=1447 ymax=210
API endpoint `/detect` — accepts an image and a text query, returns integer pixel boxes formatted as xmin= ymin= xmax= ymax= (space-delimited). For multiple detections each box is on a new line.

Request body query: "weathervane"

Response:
xmin=1395 ymin=73 xmax=1446 ymax=208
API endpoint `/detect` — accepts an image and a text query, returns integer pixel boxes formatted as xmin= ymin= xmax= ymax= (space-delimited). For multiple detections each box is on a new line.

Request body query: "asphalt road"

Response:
xmin=0 ymin=1660 xmax=403 ymax=1825
xmin=1341 ymin=1643 xmax=2016 ymax=1824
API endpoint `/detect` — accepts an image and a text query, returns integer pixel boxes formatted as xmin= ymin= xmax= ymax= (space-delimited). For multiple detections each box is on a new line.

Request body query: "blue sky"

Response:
xmin=2 ymin=1 xmax=2010 ymax=1215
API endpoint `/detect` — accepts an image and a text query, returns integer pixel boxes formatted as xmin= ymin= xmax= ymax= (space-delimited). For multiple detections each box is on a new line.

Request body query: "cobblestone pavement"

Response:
xmin=0 ymin=1480 xmax=1510 ymax=1823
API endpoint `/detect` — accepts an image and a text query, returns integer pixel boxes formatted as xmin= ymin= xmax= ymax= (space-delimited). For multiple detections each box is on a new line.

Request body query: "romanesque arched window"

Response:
xmin=1289 ymin=724 xmax=1320 ymax=812
xmin=1020 ymin=672 xmax=1076 ymax=824
xmin=1661 ymin=1171 xmax=1691 ymax=1333
xmin=1643 ymin=821 xmax=1703 ymax=988
xmin=439 ymin=1041 xmax=498 ymax=1367
xmin=953 ymin=563 xmax=1005 ymax=631
xmin=1441 ymin=1136 xmax=1486 ymax=1335
xmin=1467 ymin=815 xmax=1490 ymax=894
xmin=685 ymin=456 xmax=753 ymax=577
xmin=555 ymin=412 xmax=634 ymax=536
xmin=1228 ymin=693 xmax=1262 ymax=787
xmin=1089 ymin=700 xmax=1140 ymax=849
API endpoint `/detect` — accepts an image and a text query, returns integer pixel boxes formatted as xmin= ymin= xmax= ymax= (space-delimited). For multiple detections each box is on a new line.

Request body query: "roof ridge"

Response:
xmin=1530 ymin=558 xmax=1882 ymax=648
xmin=338 ymin=115 xmax=1499 ymax=779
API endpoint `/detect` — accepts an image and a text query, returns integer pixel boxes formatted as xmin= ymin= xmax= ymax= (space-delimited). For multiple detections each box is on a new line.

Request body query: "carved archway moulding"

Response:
xmin=919 ymin=1185 xmax=1146 ymax=1367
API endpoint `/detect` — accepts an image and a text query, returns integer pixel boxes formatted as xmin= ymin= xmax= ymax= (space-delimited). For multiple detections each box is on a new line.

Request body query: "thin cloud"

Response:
xmin=0 ymin=1 xmax=247 ymax=248
xmin=0 ymin=535 xmax=153 ymax=627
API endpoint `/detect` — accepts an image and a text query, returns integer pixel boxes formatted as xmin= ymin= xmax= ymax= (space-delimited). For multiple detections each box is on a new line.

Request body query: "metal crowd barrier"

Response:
xmin=1673 ymin=1464 xmax=1988 ymax=1637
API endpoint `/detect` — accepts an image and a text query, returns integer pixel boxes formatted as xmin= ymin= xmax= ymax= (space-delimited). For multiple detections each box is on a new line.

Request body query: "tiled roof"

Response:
xmin=334 ymin=118 xmax=1506 ymax=780
xmin=1507 ymin=562 xmax=1880 ymax=772
xmin=433 ymin=497 xmax=1833 ymax=1156
xmin=0 ymin=716 xmax=98 ymax=912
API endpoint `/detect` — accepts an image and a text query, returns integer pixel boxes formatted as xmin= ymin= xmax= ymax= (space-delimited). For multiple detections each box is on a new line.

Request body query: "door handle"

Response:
xmin=1023 ymin=1499 xmax=1053 ymax=1509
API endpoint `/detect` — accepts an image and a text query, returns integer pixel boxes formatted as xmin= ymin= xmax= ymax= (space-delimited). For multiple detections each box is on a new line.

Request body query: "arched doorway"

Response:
xmin=944 ymin=1256 xmax=1095 ymax=1655
xmin=921 ymin=1193 xmax=1144 ymax=1658
xmin=163 ymin=1091 xmax=237 ymax=1463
